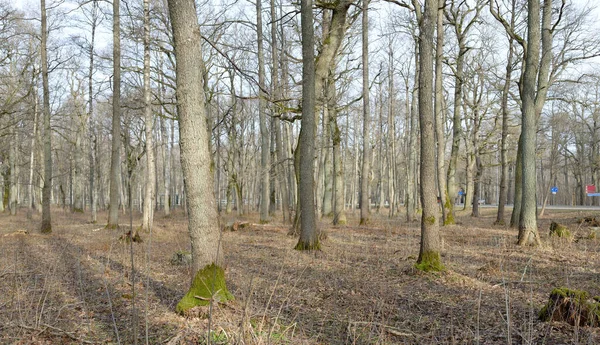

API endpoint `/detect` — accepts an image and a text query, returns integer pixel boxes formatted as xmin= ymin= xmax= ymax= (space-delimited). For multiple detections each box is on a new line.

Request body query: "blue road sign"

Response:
xmin=551 ymin=186 xmax=558 ymax=194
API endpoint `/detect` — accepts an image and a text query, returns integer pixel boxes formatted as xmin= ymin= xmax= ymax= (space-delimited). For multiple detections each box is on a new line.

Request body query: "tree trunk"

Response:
xmin=496 ymin=39 xmax=514 ymax=225
xmin=257 ymin=0 xmax=270 ymax=223
xmin=435 ymin=0 xmax=446 ymax=224
xmin=295 ymin=0 xmax=319 ymax=250
xmin=517 ymin=0 xmax=542 ymax=246
xmin=417 ymin=0 xmax=443 ymax=272
xmin=329 ymin=75 xmax=346 ymax=225
xmin=40 ymin=0 xmax=52 ymax=233
xmin=9 ymin=127 xmax=17 ymax=215
xmin=141 ymin=0 xmax=155 ymax=233
xmin=107 ymin=0 xmax=121 ymax=228
xmin=167 ymin=0 xmax=232 ymax=313
xmin=359 ymin=0 xmax=371 ymax=226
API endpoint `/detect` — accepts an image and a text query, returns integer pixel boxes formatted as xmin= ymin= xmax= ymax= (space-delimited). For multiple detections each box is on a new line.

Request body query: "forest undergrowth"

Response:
xmin=0 ymin=207 xmax=599 ymax=344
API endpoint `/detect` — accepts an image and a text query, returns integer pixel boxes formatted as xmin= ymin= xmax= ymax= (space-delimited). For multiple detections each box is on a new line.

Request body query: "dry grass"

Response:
xmin=0 ymin=206 xmax=599 ymax=344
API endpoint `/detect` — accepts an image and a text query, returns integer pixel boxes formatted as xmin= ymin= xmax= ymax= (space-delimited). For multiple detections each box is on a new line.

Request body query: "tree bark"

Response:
xmin=167 ymin=0 xmax=231 ymax=313
xmin=295 ymin=0 xmax=319 ymax=250
xmin=435 ymin=0 xmax=446 ymax=224
xmin=359 ymin=0 xmax=371 ymax=226
xmin=417 ymin=0 xmax=443 ymax=272
xmin=142 ymin=0 xmax=155 ymax=232
xmin=517 ymin=0 xmax=542 ymax=246
xmin=257 ymin=0 xmax=270 ymax=223
xmin=496 ymin=38 xmax=514 ymax=225
xmin=40 ymin=0 xmax=52 ymax=233
xmin=107 ymin=0 xmax=121 ymax=229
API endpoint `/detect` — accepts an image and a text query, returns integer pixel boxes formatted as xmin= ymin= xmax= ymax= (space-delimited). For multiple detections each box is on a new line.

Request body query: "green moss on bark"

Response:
xmin=415 ymin=250 xmax=444 ymax=272
xmin=176 ymin=263 xmax=233 ymax=315
xmin=294 ymin=239 xmax=321 ymax=251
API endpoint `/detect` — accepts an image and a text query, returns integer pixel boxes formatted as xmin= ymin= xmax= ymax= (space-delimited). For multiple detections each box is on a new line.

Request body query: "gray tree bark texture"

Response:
xmin=434 ymin=0 xmax=446 ymax=224
xmin=167 ymin=0 xmax=224 ymax=270
xmin=295 ymin=0 xmax=319 ymax=250
xmin=107 ymin=0 xmax=121 ymax=229
xmin=417 ymin=0 xmax=443 ymax=272
xmin=40 ymin=0 xmax=52 ymax=233
xmin=257 ymin=0 xmax=270 ymax=223
xmin=142 ymin=0 xmax=155 ymax=233
xmin=360 ymin=0 xmax=371 ymax=226
xmin=496 ymin=38 xmax=514 ymax=225
xmin=517 ymin=0 xmax=542 ymax=246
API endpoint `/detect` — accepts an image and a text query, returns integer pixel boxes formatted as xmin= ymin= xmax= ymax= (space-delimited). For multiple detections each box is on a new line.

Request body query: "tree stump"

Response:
xmin=539 ymin=287 xmax=600 ymax=327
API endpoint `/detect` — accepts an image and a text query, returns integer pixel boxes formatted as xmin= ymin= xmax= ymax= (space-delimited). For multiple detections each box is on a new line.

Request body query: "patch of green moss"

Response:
xmin=539 ymin=287 xmax=600 ymax=327
xmin=72 ymin=208 xmax=84 ymax=213
xmin=175 ymin=263 xmax=233 ymax=315
xmin=549 ymin=222 xmax=571 ymax=238
xmin=425 ymin=215 xmax=436 ymax=225
xmin=443 ymin=198 xmax=455 ymax=225
xmin=294 ymin=239 xmax=321 ymax=251
xmin=415 ymin=250 xmax=445 ymax=272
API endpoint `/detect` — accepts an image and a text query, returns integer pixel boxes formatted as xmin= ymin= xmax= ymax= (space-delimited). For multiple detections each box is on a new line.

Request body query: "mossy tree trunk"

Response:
xmin=167 ymin=0 xmax=232 ymax=313
xmin=416 ymin=0 xmax=443 ymax=272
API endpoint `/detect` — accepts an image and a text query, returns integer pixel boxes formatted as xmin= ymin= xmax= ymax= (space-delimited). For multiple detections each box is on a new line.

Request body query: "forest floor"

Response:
xmin=0 ymin=206 xmax=599 ymax=345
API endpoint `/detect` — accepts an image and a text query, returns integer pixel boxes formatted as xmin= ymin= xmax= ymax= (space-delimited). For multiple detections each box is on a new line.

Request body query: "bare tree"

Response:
xmin=40 ymin=0 xmax=52 ymax=233
xmin=141 ymin=0 xmax=155 ymax=232
xmin=167 ymin=0 xmax=233 ymax=313
xmin=417 ymin=0 xmax=443 ymax=271
xmin=360 ymin=0 xmax=371 ymax=226
xmin=107 ymin=0 xmax=121 ymax=229
xmin=295 ymin=0 xmax=319 ymax=250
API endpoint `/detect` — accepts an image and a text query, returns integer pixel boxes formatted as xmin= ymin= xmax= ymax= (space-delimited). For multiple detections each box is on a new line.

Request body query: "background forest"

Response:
xmin=2 ymin=0 xmax=600 ymax=343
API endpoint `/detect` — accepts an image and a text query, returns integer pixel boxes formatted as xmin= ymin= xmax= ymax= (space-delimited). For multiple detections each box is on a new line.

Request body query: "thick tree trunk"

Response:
xmin=417 ymin=0 xmax=443 ymax=272
xmin=167 ymin=0 xmax=231 ymax=313
xmin=40 ymin=0 xmax=52 ymax=233
xmin=107 ymin=0 xmax=121 ymax=228
xmin=295 ymin=0 xmax=319 ymax=250
xmin=517 ymin=0 xmax=542 ymax=246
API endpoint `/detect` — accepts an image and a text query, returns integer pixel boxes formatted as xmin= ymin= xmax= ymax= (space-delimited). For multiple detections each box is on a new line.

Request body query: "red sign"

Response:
xmin=586 ymin=185 xmax=596 ymax=194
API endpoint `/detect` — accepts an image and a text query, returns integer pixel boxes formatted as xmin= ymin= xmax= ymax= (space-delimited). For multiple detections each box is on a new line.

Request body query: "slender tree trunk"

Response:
xmin=40 ymin=0 xmax=52 ymax=233
xmin=406 ymin=45 xmax=418 ymax=222
xmin=472 ymin=155 xmax=482 ymax=217
xmin=107 ymin=0 xmax=121 ymax=228
xmin=417 ymin=0 xmax=443 ymax=271
xmin=329 ymin=75 xmax=346 ymax=225
xmin=295 ymin=0 xmax=319 ymax=250
xmin=359 ymin=0 xmax=371 ymax=225
xmin=435 ymin=0 xmax=446 ymax=224
xmin=496 ymin=39 xmax=514 ymax=225
xmin=28 ymin=81 xmax=39 ymax=219
xmin=387 ymin=49 xmax=396 ymax=218
xmin=141 ymin=0 xmax=155 ymax=233
xmin=257 ymin=0 xmax=270 ymax=223
xmin=9 ymin=127 xmax=17 ymax=215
